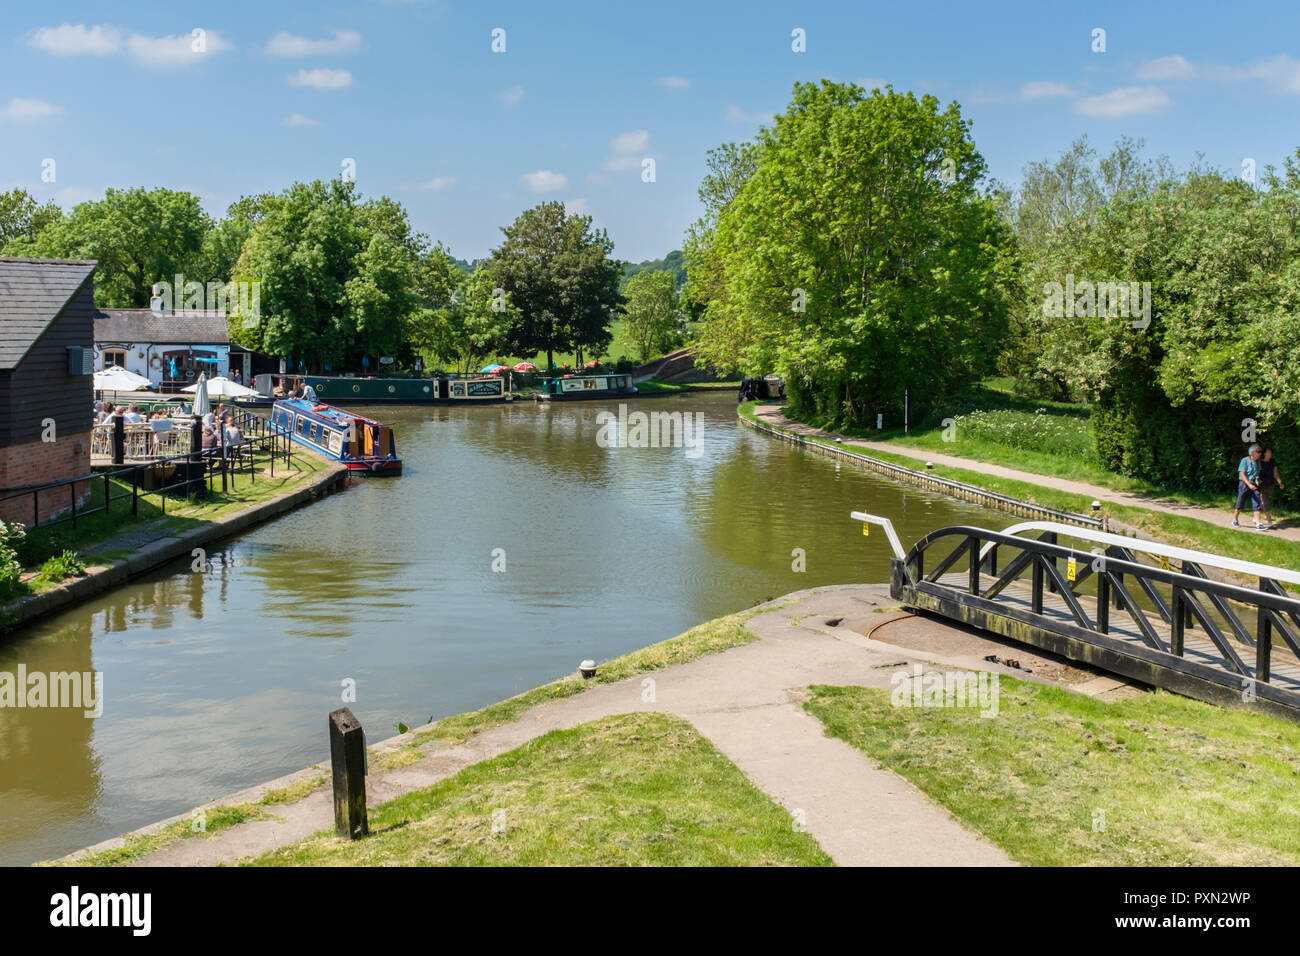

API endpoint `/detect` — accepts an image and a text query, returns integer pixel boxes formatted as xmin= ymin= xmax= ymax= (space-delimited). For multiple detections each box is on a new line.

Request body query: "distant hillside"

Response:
xmin=620 ymin=249 xmax=685 ymax=289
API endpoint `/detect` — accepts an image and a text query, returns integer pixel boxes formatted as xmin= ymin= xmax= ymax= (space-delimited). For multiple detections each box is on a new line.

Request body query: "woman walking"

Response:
xmin=1259 ymin=448 xmax=1285 ymax=530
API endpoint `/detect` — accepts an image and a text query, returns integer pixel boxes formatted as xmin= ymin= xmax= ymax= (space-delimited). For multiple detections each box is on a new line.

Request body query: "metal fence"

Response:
xmin=1 ymin=408 xmax=296 ymax=533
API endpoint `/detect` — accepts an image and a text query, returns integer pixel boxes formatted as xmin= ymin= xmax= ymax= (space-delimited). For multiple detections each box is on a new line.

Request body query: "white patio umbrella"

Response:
xmin=191 ymin=373 xmax=211 ymax=418
xmin=93 ymin=365 xmax=152 ymax=391
xmin=182 ymin=376 xmax=260 ymax=399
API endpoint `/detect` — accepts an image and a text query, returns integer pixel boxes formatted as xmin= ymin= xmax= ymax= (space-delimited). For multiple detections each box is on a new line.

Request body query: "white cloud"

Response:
xmin=519 ymin=170 xmax=567 ymax=192
xmin=655 ymin=75 xmax=690 ymax=91
xmin=127 ymin=31 xmax=232 ymax=67
xmin=1214 ymin=54 xmax=1300 ymax=93
xmin=498 ymin=85 xmax=524 ymax=106
xmin=29 ymin=24 xmax=122 ymax=55
xmin=856 ymin=76 xmax=887 ymax=90
xmin=565 ymin=198 xmax=591 ymax=216
xmin=1074 ymin=86 xmax=1171 ymax=118
xmin=1136 ymin=55 xmax=1194 ymax=81
xmin=0 ymin=98 xmax=61 ymax=122
xmin=418 ymin=176 xmax=457 ymax=190
xmin=609 ymin=129 xmax=649 ymax=153
xmin=603 ymin=130 xmax=653 ymax=171
xmin=267 ymin=29 xmax=362 ymax=56
xmin=289 ymin=68 xmax=353 ymax=90
xmin=725 ymin=105 xmax=771 ymax=123
xmin=283 ymin=113 xmax=319 ymax=126
xmin=1020 ymin=81 xmax=1074 ymax=100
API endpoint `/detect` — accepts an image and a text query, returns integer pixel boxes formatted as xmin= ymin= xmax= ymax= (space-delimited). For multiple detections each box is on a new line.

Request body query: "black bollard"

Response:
xmin=112 ymin=415 xmax=125 ymax=465
xmin=329 ymin=708 xmax=368 ymax=839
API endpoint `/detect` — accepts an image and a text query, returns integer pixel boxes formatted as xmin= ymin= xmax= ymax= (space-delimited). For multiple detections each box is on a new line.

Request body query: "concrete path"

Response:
xmin=63 ymin=584 xmax=1140 ymax=868
xmin=752 ymin=403 xmax=1300 ymax=541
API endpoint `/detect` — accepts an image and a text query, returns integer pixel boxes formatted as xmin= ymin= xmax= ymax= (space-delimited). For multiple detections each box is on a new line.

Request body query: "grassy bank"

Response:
xmin=409 ymin=605 xmax=766 ymax=745
xmin=739 ymin=402 xmax=1300 ymax=569
xmin=805 ymin=679 xmax=1300 ymax=866
xmin=250 ymin=712 xmax=832 ymax=867
xmin=2 ymin=452 xmax=330 ymax=605
xmin=790 ymin=379 xmax=1280 ymax=511
xmin=51 ymin=602 xmax=780 ymax=865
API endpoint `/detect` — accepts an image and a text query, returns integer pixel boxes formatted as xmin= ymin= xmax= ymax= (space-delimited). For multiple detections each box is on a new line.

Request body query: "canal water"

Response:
xmin=0 ymin=392 xmax=1015 ymax=865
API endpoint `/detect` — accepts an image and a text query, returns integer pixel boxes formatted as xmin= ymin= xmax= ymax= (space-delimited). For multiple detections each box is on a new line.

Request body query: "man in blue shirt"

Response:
xmin=1232 ymin=444 xmax=1264 ymax=529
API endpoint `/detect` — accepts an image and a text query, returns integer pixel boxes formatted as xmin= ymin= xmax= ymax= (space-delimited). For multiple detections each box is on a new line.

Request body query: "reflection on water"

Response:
xmin=0 ymin=393 xmax=1014 ymax=864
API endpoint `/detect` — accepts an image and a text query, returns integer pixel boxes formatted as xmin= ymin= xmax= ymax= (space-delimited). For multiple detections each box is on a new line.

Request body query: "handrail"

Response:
xmin=981 ymin=520 xmax=1300 ymax=590
xmin=850 ymin=511 xmax=906 ymax=560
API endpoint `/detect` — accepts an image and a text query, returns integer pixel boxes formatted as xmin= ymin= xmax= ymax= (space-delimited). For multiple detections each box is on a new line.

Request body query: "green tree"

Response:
xmin=0 ymin=188 xmax=63 ymax=250
xmin=234 ymin=178 xmax=429 ymax=372
xmin=622 ymin=269 xmax=681 ymax=361
xmin=409 ymin=265 xmax=516 ymax=375
xmin=488 ymin=201 xmax=623 ymax=371
xmin=8 ymin=187 xmax=209 ymax=307
xmin=693 ymin=81 xmax=1016 ymax=425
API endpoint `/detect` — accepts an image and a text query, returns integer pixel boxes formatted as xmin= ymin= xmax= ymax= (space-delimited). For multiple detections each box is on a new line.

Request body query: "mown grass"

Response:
xmin=45 ymin=803 xmax=271 ymax=867
xmin=410 ymin=606 xmax=767 ymax=747
xmin=792 ymin=379 xmax=1275 ymax=512
xmin=805 ymin=679 xmax=1300 ymax=866
xmin=248 ymin=712 xmax=833 ymax=867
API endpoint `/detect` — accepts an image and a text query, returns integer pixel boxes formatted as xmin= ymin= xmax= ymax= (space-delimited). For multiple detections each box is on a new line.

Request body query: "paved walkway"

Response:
xmin=752 ymin=404 xmax=1300 ymax=541
xmin=64 ymin=584 xmax=1139 ymax=868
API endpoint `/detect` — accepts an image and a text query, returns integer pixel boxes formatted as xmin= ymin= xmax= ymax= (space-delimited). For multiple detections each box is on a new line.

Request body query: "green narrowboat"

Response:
xmin=257 ymin=374 xmax=511 ymax=405
xmin=535 ymin=373 xmax=638 ymax=401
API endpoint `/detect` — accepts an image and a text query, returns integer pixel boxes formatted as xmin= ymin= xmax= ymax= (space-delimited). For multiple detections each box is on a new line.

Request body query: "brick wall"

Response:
xmin=0 ymin=429 xmax=93 ymax=526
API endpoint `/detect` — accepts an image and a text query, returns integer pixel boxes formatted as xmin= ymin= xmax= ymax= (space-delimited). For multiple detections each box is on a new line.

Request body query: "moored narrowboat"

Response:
xmin=255 ymin=374 xmax=511 ymax=405
xmin=535 ymin=373 xmax=637 ymax=401
xmin=270 ymin=398 xmax=402 ymax=476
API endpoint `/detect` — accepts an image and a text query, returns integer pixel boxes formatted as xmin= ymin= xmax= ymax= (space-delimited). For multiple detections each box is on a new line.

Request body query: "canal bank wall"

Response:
xmin=738 ymin=405 xmax=1106 ymax=530
xmin=1 ymin=457 xmax=348 ymax=636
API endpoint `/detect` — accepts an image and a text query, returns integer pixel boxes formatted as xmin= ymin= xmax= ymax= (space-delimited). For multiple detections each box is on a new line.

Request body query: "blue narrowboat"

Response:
xmin=270 ymin=398 xmax=402 ymax=476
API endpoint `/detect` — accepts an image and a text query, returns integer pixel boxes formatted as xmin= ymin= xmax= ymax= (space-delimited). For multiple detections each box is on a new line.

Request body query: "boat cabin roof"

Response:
xmin=277 ymin=397 xmax=381 ymax=427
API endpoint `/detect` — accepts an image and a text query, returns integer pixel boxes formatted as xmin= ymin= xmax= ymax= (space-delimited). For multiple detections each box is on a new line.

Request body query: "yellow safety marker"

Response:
xmin=1159 ymin=555 xmax=1170 ymax=571
xmin=1067 ymin=557 xmax=1077 ymax=582
xmin=862 ymin=522 xmax=869 ymax=536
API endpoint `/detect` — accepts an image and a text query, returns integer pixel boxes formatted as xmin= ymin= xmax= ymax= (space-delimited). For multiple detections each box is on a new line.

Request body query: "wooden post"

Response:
xmin=1257 ymin=605 xmax=1272 ymax=684
xmin=190 ymin=418 xmax=203 ymax=497
xmin=112 ymin=415 xmax=125 ymax=465
xmin=329 ymin=708 xmax=368 ymax=839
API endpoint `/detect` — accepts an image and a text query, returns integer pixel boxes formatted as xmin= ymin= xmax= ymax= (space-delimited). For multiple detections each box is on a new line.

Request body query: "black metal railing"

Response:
xmin=894 ymin=525 xmax=1300 ymax=692
xmin=0 ymin=409 xmax=296 ymax=534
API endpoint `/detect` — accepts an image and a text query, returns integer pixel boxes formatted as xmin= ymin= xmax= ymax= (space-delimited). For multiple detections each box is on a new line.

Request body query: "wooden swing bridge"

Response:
xmin=854 ymin=514 xmax=1300 ymax=721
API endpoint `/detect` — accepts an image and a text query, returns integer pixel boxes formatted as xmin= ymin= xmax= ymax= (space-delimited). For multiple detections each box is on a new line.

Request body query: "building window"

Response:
xmin=103 ymin=349 xmax=126 ymax=369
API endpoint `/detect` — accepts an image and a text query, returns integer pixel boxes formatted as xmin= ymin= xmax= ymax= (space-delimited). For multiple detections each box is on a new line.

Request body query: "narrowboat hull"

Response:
xmin=535 ymin=374 xmax=637 ymax=401
xmin=303 ymin=375 xmax=511 ymax=405
xmin=270 ymin=399 xmax=403 ymax=476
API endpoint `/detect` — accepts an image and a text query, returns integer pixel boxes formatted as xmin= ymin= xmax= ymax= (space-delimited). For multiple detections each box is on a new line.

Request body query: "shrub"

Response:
xmin=0 ymin=521 xmax=26 ymax=600
xmin=36 ymin=549 xmax=87 ymax=584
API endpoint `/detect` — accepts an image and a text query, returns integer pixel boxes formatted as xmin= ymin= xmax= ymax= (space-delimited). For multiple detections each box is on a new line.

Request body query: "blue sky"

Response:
xmin=4 ymin=0 xmax=1300 ymax=263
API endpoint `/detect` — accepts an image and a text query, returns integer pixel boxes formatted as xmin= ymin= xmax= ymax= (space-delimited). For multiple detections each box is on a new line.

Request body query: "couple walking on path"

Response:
xmin=1233 ymin=444 xmax=1285 ymax=530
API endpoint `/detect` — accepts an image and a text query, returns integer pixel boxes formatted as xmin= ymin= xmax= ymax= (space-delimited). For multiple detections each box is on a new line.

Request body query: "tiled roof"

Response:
xmin=0 ymin=257 xmax=97 ymax=370
xmin=94 ymin=308 xmax=231 ymax=345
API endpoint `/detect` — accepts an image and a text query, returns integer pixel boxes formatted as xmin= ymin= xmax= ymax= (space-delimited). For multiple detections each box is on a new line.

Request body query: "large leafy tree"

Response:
xmin=409 ymin=264 xmax=516 ymax=375
xmin=488 ymin=202 xmax=623 ymax=370
xmin=0 ymin=188 xmax=63 ymax=250
xmin=234 ymin=178 xmax=423 ymax=371
xmin=8 ymin=187 xmax=209 ymax=307
xmin=622 ymin=269 xmax=681 ymax=361
xmin=693 ymin=81 xmax=1016 ymax=425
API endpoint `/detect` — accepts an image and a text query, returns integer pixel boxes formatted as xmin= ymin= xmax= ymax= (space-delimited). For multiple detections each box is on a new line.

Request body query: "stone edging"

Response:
xmin=740 ymin=411 xmax=1106 ymax=530
xmin=2 ymin=460 xmax=349 ymax=635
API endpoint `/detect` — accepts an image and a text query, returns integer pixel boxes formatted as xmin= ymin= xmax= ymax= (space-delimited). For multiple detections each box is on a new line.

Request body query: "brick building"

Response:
xmin=0 ymin=257 xmax=98 ymax=526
